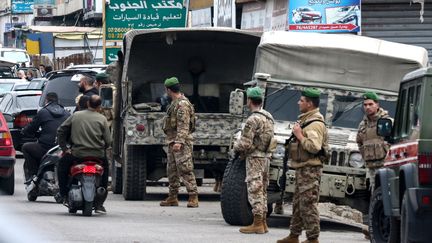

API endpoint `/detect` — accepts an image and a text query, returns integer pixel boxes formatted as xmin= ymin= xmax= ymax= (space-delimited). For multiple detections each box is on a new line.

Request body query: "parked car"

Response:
xmin=369 ymin=67 xmax=432 ymax=243
xmin=0 ymin=91 xmax=42 ymax=151
xmin=39 ymin=69 xmax=99 ymax=113
xmin=0 ymin=58 xmax=17 ymax=78
xmin=0 ymin=48 xmax=31 ymax=67
xmin=292 ymin=7 xmax=322 ymax=23
xmin=0 ymin=112 xmax=16 ymax=195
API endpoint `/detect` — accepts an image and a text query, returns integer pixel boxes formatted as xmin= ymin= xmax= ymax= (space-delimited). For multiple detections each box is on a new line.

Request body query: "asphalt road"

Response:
xmin=0 ymin=158 xmax=369 ymax=243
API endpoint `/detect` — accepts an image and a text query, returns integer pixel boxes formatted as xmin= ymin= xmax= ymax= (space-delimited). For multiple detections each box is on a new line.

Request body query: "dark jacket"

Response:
xmin=84 ymin=87 xmax=99 ymax=97
xmin=22 ymin=102 xmax=70 ymax=149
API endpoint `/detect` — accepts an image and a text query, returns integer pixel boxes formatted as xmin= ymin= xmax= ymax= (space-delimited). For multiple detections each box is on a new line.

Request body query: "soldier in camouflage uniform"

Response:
xmin=234 ymin=87 xmax=275 ymax=234
xmin=356 ymin=91 xmax=391 ymax=193
xmin=160 ymin=77 xmax=199 ymax=208
xmin=278 ymin=88 xmax=328 ymax=243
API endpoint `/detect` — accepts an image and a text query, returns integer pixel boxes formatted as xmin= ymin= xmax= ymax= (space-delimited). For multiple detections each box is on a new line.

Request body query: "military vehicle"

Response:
xmin=220 ymin=31 xmax=429 ymax=225
xmin=369 ymin=67 xmax=432 ymax=243
xmin=109 ymin=28 xmax=261 ymax=200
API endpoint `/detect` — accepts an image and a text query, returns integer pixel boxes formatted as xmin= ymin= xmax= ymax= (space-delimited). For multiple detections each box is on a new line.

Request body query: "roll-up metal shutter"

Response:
xmin=362 ymin=0 xmax=432 ymax=61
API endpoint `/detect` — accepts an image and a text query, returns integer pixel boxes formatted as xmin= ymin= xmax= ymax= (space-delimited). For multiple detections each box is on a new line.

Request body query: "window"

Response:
xmin=0 ymin=83 xmax=15 ymax=93
xmin=40 ymin=76 xmax=79 ymax=107
xmin=264 ymin=87 xmax=328 ymax=122
xmin=2 ymin=51 xmax=29 ymax=63
xmin=0 ymin=94 xmax=13 ymax=113
xmin=395 ymin=81 xmax=423 ymax=139
xmin=16 ymin=95 xmax=41 ymax=110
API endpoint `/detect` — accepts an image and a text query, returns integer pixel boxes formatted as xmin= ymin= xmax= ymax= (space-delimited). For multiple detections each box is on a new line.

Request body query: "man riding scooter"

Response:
xmin=21 ymin=92 xmax=70 ymax=183
xmin=57 ymin=95 xmax=111 ymax=214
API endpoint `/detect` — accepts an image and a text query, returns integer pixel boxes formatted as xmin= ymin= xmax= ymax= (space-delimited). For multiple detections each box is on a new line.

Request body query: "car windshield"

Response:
xmin=0 ymin=67 xmax=13 ymax=77
xmin=40 ymin=76 xmax=79 ymax=107
xmin=2 ymin=51 xmax=28 ymax=63
xmin=264 ymin=87 xmax=328 ymax=122
xmin=17 ymin=95 xmax=41 ymax=109
xmin=0 ymin=83 xmax=14 ymax=93
xmin=14 ymin=83 xmax=29 ymax=90
xmin=332 ymin=95 xmax=397 ymax=128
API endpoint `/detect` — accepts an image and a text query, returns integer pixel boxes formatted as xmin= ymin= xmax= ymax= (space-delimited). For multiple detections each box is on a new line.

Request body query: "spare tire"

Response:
xmin=220 ymin=159 xmax=253 ymax=226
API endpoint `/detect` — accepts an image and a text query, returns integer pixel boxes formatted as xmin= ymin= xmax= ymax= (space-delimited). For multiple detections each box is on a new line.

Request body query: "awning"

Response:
xmin=26 ymin=26 xmax=102 ymax=40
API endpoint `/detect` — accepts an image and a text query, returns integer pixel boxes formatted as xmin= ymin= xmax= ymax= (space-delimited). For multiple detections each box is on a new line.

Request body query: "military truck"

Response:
xmin=369 ymin=67 xmax=432 ymax=243
xmin=109 ymin=28 xmax=261 ymax=200
xmin=220 ymin=31 xmax=429 ymax=225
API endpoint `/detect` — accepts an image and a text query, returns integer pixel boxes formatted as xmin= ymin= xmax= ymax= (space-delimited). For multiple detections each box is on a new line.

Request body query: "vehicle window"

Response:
xmin=332 ymin=95 xmax=397 ymax=129
xmin=40 ymin=76 xmax=79 ymax=107
xmin=27 ymin=81 xmax=40 ymax=89
xmin=2 ymin=51 xmax=28 ymax=63
xmin=0 ymin=83 xmax=15 ymax=93
xmin=17 ymin=95 xmax=41 ymax=110
xmin=0 ymin=94 xmax=13 ymax=113
xmin=264 ymin=87 xmax=328 ymax=122
xmin=403 ymin=86 xmax=415 ymax=136
xmin=413 ymin=85 xmax=422 ymax=127
xmin=394 ymin=89 xmax=407 ymax=138
xmin=0 ymin=67 xmax=13 ymax=78
xmin=14 ymin=83 xmax=29 ymax=90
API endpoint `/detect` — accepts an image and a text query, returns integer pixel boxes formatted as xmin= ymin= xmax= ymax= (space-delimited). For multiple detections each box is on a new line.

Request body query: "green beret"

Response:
xmin=164 ymin=77 xmax=179 ymax=87
xmin=363 ymin=91 xmax=379 ymax=101
xmin=246 ymin=87 xmax=263 ymax=99
xmin=95 ymin=72 xmax=108 ymax=80
xmin=302 ymin=88 xmax=320 ymax=98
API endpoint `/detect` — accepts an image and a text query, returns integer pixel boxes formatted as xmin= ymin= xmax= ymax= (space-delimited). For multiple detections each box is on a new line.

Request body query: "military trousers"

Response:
xmin=290 ymin=165 xmax=322 ymax=240
xmin=167 ymin=143 xmax=198 ymax=195
xmin=246 ymin=157 xmax=270 ymax=217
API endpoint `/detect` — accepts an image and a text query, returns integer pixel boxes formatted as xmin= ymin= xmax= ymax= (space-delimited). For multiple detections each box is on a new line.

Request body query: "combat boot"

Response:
xmin=274 ymin=202 xmax=284 ymax=215
xmin=301 ymin=239 xmax=319 ymax=243
xmin=160 ymin=194 xmax=179 ymax=207
xmin=187 ymin=194 xmax=199 ymax=208
xmin=263 ymin=214 xmax=269 ymax=233
xmin=239 ymin=214 xmax=266 ymax=234
xmin=276 ymin=233 xmax=300 ymax=243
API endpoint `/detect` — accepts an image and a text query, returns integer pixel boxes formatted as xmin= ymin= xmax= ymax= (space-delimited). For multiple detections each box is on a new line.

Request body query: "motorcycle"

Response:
xmin=67 ymin=157 xmax=105 ymax=216
xmin=26 ymin=145 xmax=63 ymax=203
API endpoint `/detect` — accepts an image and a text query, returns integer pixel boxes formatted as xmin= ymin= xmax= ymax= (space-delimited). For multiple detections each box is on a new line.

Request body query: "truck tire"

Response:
xmin=0 ymin=169 xmax=14 ymax=195
xmin=122 ymin=145 xmax=147 ymax=200
xmin=220 ymin=159 xmax=253 ymax=226
xmin=111 ymin=162 xmax=122 ymax=194
xmin=369 ymin=186 xmax=400 ymax=243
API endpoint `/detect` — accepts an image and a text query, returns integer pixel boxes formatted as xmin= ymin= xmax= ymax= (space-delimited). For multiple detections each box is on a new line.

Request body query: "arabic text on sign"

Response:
xmin=108 ymin=0 xmax=184 ymax=12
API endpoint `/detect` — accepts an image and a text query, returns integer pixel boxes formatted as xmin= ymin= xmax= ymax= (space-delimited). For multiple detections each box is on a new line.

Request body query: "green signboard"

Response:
xmin=105 ymin=0 xmax=189 ymax=41
xmin=105 ymin=47 xmax=121 ymax=64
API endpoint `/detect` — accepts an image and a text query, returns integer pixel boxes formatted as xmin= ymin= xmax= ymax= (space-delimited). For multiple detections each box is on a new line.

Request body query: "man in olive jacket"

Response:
xmin=57 ymin=95 xmax=111 ymax=213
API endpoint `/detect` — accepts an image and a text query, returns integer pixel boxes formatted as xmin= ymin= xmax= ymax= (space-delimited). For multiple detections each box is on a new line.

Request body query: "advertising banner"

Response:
xmin=34 ymin=0 xmax=55 ymax=5
xmin=105 ymin=0 xmax=189 ymax=41
xmin=288 ymin=0 xmax=361 ymax=33
xmin=214 ymin=0 xmax=236 ymax=28
xmin=12 ymin=0 xmax=34 ymax=14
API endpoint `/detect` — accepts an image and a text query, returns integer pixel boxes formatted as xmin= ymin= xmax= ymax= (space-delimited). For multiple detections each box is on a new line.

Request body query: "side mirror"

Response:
xmin=100 ymin=86 xmax=113 ymax=109
xmin=377 ymin=118 xmax=393 ymax=138
xmin=229 ymin=90 xmax=244 ymax=115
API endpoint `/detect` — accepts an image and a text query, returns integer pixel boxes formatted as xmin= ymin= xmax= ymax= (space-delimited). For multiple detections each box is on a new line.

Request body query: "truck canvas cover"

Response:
xmin=255 ymin=31 xmax=429 ymax=92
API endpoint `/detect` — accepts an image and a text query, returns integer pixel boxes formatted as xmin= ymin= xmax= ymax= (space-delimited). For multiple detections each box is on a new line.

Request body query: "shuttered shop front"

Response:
xmin=362 ymin=0 xmax=432 ymax=60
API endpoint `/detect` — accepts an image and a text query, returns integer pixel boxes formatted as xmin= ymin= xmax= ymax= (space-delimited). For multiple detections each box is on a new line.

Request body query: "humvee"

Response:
xmin=220 ymin=31 xmax=429 ymax=225
xmin=369 ymin=67 xmax=432 ymax=243
xmin=110 ymin=28 xmax=261 ymax=200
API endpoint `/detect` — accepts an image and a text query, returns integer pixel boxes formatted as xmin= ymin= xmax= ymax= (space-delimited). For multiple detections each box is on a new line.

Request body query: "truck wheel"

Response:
xmin=82 ymin=201 xmax=93 ymax=217
xmin=122 ymin=145 xmax=147 ymax=200
xmin=369 ymin=186 xmax=400 ymax=243
xmin=111 ymin=162 xmax=123 ymax=194
xmin=400 ymin=193 xmax=411 ymax=243
xmin=0 ymin=169 xmax=14 ymax=195
xmin=220 ymin=159 xmax=253 ymax=226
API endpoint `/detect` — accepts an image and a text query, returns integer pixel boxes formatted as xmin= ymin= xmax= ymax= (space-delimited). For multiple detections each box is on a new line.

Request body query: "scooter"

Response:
xmin=26 ymin=145 xmax=63 ymax=203
xmin=67 ymin=157 xmax=105 ymax=216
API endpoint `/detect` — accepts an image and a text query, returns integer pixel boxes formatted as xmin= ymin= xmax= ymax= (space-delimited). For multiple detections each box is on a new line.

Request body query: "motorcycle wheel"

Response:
xmin=27 ymin=193 xmax=37 ymax=202
xmin=83 ymin=201 xmax=93 ymax=217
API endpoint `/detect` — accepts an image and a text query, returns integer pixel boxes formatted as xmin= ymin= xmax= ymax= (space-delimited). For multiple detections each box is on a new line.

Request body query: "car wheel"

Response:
xmin=369 ymin=186 xmax=401 ymax=243
xmin=0 ymin=169 xmax=15 ymax=195
xmin=401 ymin=193 xmax=411 ymax=243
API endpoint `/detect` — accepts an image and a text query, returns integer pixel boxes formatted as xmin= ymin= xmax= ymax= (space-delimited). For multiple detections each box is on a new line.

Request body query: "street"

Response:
xmin=0 ymin=158 xmax=368 ymax=243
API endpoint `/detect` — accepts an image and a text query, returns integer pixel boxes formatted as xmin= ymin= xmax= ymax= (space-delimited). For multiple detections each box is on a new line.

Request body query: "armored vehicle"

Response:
xmin=110 ymin=28 xmax=261 ymax=200
xmin=221 ymin=31 xmax=429 ymax=225
xmin=369 ymin=67 xmax=432 ymax=243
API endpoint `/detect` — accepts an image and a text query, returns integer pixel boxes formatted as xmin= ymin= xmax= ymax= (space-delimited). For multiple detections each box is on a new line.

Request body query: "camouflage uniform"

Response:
xmin=288 ymin=108 xmax=327 ymax=240
xmin=163 ymin=95 xmax=198 ymax=196
xmin=356 ymin=108 xmax=390 ymax=191
xmin=234 ymin=109 xmax=275 ymax=217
